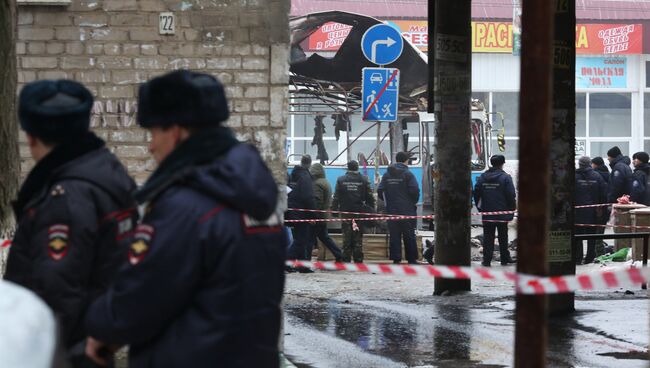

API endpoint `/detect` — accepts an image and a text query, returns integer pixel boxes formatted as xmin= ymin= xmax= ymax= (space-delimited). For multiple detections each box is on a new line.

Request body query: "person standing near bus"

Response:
xmin=473 ymin=155 xmax=516 ymax=267
xmin=332 ymin=160 xmax=375 ymax=263
xmin=378 ymin=152 xmax=420 ymax=264
xmin=310 ymin=163 xmax=343 ymax=262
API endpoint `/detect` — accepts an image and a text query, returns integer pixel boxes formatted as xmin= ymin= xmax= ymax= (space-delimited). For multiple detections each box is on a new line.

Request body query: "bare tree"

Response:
xmin=0 ymin=0 xmax=18 ymax=273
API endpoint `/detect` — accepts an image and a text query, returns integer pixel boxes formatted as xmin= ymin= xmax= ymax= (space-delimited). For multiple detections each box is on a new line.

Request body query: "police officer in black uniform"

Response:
xmin=377 ymin=152 xmax=420 ymax=264
xmin=575 ymin=156 xmax=607 ymax=264
xmin=84 ymin=71 xmax=286 ymax=368
xmin=473 ymin=155 xmax=516 ymax=267
xmin=606 ymin=146 xmax=633 ymax=203
xmin=630 ymin=151 xmax=650 ymax=205
xmin=4 ymin=79 xmax=137 ymax=366
xmin=332 ymin=160 xmax=375 ymax=263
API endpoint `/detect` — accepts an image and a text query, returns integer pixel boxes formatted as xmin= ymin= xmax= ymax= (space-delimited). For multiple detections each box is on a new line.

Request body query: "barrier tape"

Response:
xmin=286 ymin=260 xmax=650 ymax=295
xmin=288 ymin=208 xmax=517 ymax=217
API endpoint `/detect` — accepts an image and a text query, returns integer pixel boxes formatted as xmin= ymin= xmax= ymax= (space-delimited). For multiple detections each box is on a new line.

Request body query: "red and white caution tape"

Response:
xmin=288 ymin=207 xmax=517 ymax=217
xmin=286 ymin=260 xmax=650 ymax=295
xmin=1 ymin=239 xmax=10 ymax=248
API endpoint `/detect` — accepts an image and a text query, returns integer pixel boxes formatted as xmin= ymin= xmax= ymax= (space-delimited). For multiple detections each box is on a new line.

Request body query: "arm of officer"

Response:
xmin=364 ymin=177 xmax=376 ymax=208
xmin=331 ymin=181 xmax=340 ymax=213
xmin=505 ymin=175 xmax=517 ymax=210
xmin=608 ymin=169 xmax=622 ymax=203
xmin=406 ymin=172 xmax=420 ymax=204
xmin=85 ymin=196 xmax=201 ymax=345
xmin=30 ymin=187 xmax=97 ymax=343
xmin=473 ymin=177 xmax=482 ymax=210
xmin=377 ymin=175 xmax=386 ymax=201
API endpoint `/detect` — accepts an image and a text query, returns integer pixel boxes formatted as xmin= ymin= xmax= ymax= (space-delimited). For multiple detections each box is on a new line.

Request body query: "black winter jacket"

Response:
xmin=608 ymin=155 xmax=633 ymax=203
xmin=631 ymin=163 xmax=650 ymax=205
xmin=286 ymin=165 xmax=316 ymax=220
xmin=575 ymin=167 xmax=607 ymax=224
xmin=85 ymin=127 xmax=286 ymax=368
xmin=5 ymin=133 xmax=137 ymax=349
xmin=332 ymin=171 xmax=375 ymax=214
xmin=594 ymin=164 xmax=610 ymax=184
xmin=377 ymin=163 xmax=420 ymax=215
xmin=473 ymin=167 xmax=516 ymax=221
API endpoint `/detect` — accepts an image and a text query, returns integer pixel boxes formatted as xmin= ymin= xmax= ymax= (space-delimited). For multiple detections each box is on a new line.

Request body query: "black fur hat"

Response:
xmin=137 ymin=70 xmax=229 ymax=128
xmin=18 ymin=79 xmax=93 ymax=142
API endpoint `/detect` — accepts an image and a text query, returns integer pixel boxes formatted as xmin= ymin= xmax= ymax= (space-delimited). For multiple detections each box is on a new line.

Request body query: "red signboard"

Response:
xmin=307 ymin=22 xmax=353 ymax=51
xmin=576 ymin=24 xmax=643 ymax=55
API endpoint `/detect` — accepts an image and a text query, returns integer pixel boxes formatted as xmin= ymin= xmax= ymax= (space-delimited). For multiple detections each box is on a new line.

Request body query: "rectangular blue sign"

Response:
xmin=576 ymin=57 xmax=627 ymax=89
xmin=362 ymin=67 xmax=400 ymax=122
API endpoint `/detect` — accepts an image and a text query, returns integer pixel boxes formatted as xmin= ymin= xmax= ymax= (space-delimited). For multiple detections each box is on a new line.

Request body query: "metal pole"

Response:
xmin=515 ymin=0 xmax=554 ymax=367
xmin=432 ymin=0 xmax=472 ymax=294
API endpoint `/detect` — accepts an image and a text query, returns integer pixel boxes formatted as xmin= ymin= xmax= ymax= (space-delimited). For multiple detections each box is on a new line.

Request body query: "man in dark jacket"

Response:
xmin=84 ymin=71 xmax=286 ymax=368
xmin=377 ymin=152 xmax=420 ymax=264
xmin=4 ymin=80 xmax=137 ymax=366
xmin=630 ymin=151 xmax=650 ymax=205
xmin=473 ymin=155 xmax=516 ymax=267
xmin=575 ymin=156 xmax=607 ymax=264
xmin=310 ymin=163 xmax=343 ymax=262
xmin=286 ymin=155 xmax=316 ymax=261
xmin=332 ymin=160 xmax=375 ymax=263
xmin=606 ymin=146 xmax=633 ymax=203
xmin=591 ymin=156 xmax=611 ymax=237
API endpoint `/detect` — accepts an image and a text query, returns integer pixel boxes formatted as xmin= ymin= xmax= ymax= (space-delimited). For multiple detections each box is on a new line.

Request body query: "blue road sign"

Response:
xmin=361 ymin=24 xmax=404 ymax=65
xmin=362 ymin=67 xmax=400 ymax=122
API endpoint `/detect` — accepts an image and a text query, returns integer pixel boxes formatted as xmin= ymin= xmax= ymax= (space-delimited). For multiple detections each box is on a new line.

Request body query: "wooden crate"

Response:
xmin=316 ymin=233 xmax=423 ymax=261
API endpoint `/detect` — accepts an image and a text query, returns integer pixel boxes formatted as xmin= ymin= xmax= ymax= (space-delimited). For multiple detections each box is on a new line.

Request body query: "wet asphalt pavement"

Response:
xmin=283 ymin=267 xmax=650 ymax=368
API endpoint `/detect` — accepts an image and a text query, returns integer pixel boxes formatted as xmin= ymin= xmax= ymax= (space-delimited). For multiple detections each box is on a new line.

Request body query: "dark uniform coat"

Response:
xmin=377 ymin=163 xmax=420 ymax=216
xmin=332 ymin=171 xmax=375 ymax=213
xmin=575 ymin=167 xmax=607 ymax=224
xmin=5 ymin=133 xmax=137 ymax=349
xmin=286 ymin=165 xmax=316 ymax=220
xmin=631 ymin=163 xmax=650 ymax=205
xmin=473 ymin=167 xmax=516 ymax=221
xmin=85 ymin=128 xmax=286 ymax=368
xmin=608 ymin=155 xmax=633 ymax=203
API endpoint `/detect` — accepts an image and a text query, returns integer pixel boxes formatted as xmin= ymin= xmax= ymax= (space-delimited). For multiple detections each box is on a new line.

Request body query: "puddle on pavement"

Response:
xmin=285 ymin=298 xmax=649 ymax=368
xmin=286 ymin=300 xmax=510 ymax=367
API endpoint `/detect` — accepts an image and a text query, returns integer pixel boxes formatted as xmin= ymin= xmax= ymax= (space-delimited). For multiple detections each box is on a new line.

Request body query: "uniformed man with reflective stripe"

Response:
xmin=84 ymin=71 xmax=286 ymax=368
xmin=4 ymin=79 xmax=137 ymax=367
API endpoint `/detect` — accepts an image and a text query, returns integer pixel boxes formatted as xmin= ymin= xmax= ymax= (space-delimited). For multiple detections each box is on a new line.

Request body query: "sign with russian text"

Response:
xmin=576 ymin=57 xmax=627 ymax=88
xmin=306 ymin=22 xmax=643 ymax=55
xmin=576 ymin=24 xmax=643 ymax=55
xmin=307 ymin=22 xmax=353 ymax=51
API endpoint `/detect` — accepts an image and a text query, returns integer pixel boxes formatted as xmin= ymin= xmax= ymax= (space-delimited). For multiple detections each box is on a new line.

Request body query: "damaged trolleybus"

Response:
xmin=287 ymin=11 xmax=506 ymax=230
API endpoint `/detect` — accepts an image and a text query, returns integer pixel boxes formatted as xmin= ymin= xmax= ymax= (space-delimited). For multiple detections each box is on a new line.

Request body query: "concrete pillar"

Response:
xmin=431 ymin=0 xmax=472 ymax=294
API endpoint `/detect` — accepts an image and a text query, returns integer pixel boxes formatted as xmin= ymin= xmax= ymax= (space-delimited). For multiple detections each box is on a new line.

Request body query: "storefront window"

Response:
xmin=576 ymin=93 xmax=586 ymax=137
xmin=589 ymin=93 xmax=631 ymax=137
xmin=590 ymin=142 xmax=629 ymax=158
xmin=492 ymin=92 xmax=519 ymax=136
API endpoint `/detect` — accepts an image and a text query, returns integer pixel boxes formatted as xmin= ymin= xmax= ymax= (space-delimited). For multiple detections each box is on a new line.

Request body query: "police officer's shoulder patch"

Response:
xmin=128 ymin=224 xmax=154 ymax=265
xmin=47 ymin=224 xmax=69 ymax=261
xmin=242 ymin=213 xmax=281 ymax=235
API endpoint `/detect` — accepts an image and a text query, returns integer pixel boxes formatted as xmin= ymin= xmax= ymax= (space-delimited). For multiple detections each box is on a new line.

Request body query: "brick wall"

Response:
xmin=16 ymin=0 xmax=290 ymax=185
